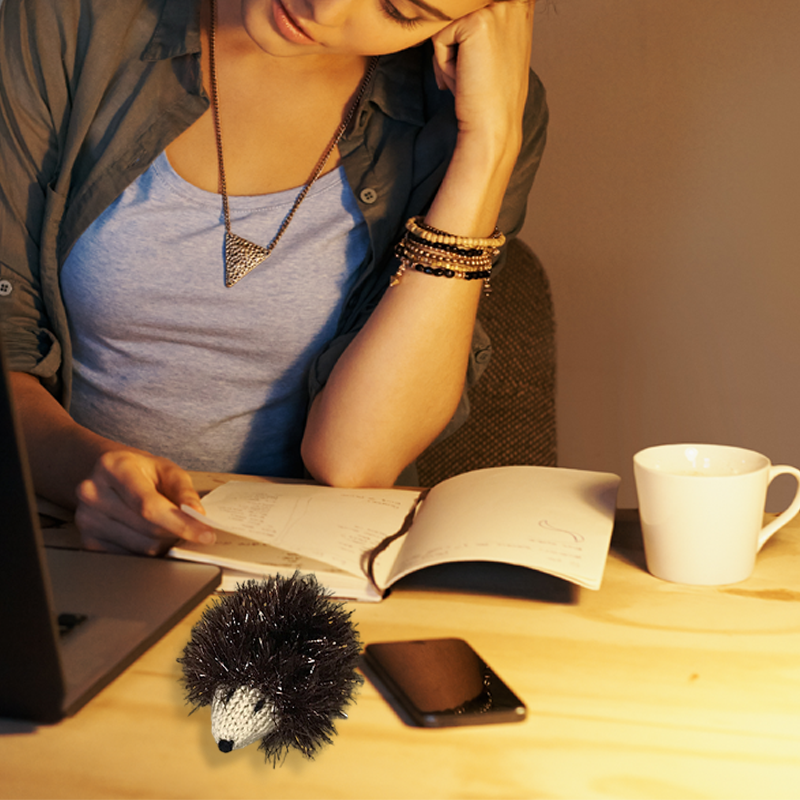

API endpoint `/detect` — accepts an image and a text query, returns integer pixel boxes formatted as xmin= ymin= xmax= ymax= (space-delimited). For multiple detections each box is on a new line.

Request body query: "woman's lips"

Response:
xmin=273 ymin=0 xmax=317 ymax=45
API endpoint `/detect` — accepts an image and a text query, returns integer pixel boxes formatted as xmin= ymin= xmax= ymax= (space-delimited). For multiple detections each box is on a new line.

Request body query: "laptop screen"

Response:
xmin=0 ymin=331 xmax=66 ymax=721
xmin=0 ymin=330 xmax=220 ymax=723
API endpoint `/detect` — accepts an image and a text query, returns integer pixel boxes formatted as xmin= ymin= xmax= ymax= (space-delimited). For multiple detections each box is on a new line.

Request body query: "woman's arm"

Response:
xmin=11 ymin=371 xmax=215 ymax=554
xmin=302 ymin=1 xmax=535 ymax=487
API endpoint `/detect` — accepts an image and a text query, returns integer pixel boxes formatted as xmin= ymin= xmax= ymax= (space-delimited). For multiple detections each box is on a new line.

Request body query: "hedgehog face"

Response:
xmin=211 ymin=685 xmax=277 ymax=753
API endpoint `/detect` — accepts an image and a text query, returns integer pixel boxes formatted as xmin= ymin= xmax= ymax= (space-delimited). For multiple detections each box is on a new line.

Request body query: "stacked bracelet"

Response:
xmin=405 ymin=216 xmax=506 ymax=251
xmin=390 ymin=217 xmax=506 ymax=294
xmin=400 ymin=240 xmax=493 ymax=271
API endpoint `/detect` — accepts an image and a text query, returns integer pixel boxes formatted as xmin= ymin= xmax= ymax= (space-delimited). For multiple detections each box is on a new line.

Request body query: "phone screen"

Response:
xmin=362 ymin=638 xmax=527 ymax=728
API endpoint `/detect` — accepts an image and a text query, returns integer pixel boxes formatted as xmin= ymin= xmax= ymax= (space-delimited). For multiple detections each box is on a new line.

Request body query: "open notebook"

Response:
xmin=0 ymin=332 xmax=221 ymax=723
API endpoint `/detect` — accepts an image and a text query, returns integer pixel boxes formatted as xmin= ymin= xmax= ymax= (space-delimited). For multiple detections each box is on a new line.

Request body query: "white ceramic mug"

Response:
xmin=633 ymin=444 xmax=800 ymax=585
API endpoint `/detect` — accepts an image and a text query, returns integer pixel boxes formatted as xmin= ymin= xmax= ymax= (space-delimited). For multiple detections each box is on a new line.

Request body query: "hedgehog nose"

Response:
xmin=218 ymin=739 xmax=234 ymax=753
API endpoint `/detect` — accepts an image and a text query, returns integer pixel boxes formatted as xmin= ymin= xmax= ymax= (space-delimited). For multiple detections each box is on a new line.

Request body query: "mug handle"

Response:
xmin=757 ymin=465 xmax=800 ymax=550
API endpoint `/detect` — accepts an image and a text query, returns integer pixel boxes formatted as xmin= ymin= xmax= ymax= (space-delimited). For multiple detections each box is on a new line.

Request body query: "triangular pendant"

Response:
xmin=224 ymin=231 xmax=270 ymax=287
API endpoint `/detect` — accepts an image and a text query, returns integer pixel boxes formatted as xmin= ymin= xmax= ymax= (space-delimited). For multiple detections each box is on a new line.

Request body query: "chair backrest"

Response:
xmin=416 ymin=238 xmax=556 ymax=487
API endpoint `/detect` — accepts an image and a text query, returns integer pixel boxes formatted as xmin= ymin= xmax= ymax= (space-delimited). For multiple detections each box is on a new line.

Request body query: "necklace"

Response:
xmin=208 ymin=0 xmax=378 ymax=287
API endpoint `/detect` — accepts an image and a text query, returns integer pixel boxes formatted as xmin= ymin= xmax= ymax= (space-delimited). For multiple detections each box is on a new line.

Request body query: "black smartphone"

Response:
xmin=362 ymin=638 xmax=527 ymax=728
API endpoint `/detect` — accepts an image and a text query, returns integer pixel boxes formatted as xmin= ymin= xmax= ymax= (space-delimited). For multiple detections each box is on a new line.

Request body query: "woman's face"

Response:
xmin=240 ymin=0 xmax=493 ymax=57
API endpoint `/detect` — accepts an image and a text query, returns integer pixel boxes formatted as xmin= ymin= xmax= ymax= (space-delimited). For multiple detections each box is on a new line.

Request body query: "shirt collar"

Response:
xmin=142 ymin=0 xmax=201 ymax=61
xmin=367 ymin=45 xmax=429 ymax=128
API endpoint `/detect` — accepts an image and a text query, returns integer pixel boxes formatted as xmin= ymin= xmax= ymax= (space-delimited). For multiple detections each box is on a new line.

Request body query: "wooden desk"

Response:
xmin=4 ymin=511 xmax=800 ymax=799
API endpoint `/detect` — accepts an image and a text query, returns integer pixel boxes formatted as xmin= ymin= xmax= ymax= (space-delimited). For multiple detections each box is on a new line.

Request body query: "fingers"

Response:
xmin=430 ymin=1 xmax=535 ymax=138
xmin=75 ymin=450 xmax=217 ymax=556
xmin=431 ymin=36 xmax=457 ymax=94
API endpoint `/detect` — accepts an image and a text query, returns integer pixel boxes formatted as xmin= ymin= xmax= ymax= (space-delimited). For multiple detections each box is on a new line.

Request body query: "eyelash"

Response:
xmin=379 ymin=0 xmax=423 ymax=29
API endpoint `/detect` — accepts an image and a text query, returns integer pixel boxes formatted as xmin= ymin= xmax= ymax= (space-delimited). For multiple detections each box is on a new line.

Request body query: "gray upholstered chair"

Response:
xmin=415 ymin=238 xmax=556 ymax=487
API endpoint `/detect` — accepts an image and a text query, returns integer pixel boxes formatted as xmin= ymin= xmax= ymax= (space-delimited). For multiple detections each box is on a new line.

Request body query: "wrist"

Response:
xmin=424 ymin=135 xmax=519 ymax=238
xmin=455 ymin=119 xmax=523 ymax=171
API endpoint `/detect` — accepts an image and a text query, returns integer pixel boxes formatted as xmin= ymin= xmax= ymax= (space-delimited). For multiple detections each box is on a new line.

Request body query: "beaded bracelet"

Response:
xmin=390 ymin=258 xmax=493 ymax=289
xmin=405 ymin=216 xmax=506 ymax=251
xmin=399 ymin=239 xmax=493 ymax=271
xmin=405 ymin=231 xmax=485 ymax=258
xmin=391 ymin=239 xmax=494 ymax=293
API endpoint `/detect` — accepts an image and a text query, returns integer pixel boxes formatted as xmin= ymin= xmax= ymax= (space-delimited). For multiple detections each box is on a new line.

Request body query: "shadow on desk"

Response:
xmin=0 ymin=719 xmax=37 ymax=736
xmin=610 ymin=508 xmax=647 ymax=573
xmin=391 ymin=561 xmax=576 ymax=604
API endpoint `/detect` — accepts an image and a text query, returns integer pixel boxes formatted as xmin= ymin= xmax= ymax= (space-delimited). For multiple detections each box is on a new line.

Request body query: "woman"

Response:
xmin=0 ymin=0 xmax=546 ymax=554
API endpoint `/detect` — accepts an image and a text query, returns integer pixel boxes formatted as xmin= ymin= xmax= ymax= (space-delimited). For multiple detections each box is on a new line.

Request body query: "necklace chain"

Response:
xmin=208 ymin=0 xmax=378 ymax=287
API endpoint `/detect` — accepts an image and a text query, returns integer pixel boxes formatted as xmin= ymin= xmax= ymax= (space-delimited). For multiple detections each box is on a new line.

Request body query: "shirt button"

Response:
xmin=359 ymin=188 xmax=378 ymax=204
xmin=474 ymin=345 xmax=492 ymax=365
xmin=0 ymin=280 xmax=12 ymax=297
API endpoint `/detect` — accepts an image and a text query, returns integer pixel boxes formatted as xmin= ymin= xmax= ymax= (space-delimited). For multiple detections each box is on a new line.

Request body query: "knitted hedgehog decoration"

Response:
xmin=179 ymin=573 xmax=363 ymax=764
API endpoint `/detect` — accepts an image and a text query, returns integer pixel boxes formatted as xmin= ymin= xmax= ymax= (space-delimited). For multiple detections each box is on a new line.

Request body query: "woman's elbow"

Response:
xmin=300 ymin=436 xmax=406 ymax=489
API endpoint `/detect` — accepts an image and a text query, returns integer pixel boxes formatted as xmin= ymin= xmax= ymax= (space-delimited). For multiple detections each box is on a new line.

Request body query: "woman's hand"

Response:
xmin=75 ymin=450 xmax=217 ymax=555
xmin=424 ymin=0 xmax=535 ymax=238
xmin=10 ymin=370 xmax=216 ymax=556
xmin=431 ymin=0 xmax=535 ymax=155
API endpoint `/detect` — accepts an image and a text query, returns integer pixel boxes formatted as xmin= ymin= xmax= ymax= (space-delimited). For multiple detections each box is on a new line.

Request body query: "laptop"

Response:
xmin=0 ymin=332 xmax=221 ymax=723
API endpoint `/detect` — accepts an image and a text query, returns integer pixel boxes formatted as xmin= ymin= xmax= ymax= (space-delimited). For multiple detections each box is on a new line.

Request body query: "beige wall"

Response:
xmin=521 ymin=0 xmax=800 ymax=508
